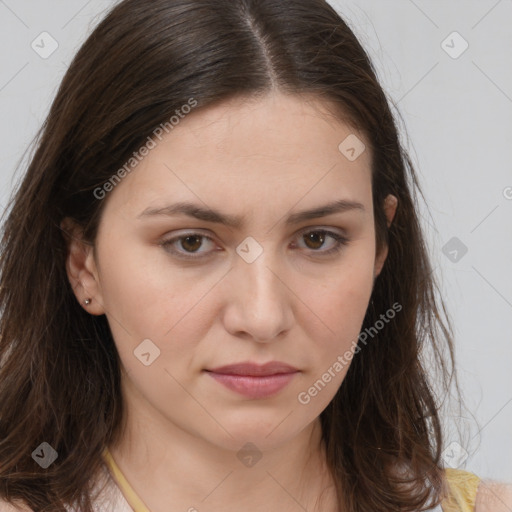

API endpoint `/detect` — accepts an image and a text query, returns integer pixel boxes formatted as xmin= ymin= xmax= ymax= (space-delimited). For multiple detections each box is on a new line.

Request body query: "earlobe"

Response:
xmin=60 ymin=218 xmax=105 ymax=315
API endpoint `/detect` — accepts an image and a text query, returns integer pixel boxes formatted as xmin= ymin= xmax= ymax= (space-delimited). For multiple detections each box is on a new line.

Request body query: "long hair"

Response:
xmin=0 ymin=0 xmax=459 ymax=510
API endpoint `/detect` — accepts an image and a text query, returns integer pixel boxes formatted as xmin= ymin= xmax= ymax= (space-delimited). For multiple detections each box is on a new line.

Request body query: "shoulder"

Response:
xmin=0 ymin=499 xmax=33 ymax=511
xmin=475 ymin=479 xmax=512 ymax=512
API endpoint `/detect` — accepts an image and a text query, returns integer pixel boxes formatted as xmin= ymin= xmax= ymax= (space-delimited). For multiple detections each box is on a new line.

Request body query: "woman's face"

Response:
xmin=66 ymin=91 xmax=396 ymax=452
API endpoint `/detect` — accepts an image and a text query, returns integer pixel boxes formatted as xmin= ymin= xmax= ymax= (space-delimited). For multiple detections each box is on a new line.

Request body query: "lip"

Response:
xmin=204 ymin=361 xmax=299 ymax=399
xmin=206 ymin=361 xmax=298 ymax=376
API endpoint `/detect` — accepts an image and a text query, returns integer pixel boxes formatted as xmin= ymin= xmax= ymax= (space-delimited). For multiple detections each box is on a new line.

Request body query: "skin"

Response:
xmin=64 ymin=91 xmax=398 ymax=512
xmin=475 ymin=481 xmax=512 ymax=512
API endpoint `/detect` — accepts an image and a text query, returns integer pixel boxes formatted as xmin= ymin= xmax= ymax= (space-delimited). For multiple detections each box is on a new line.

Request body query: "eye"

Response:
xmin=159 ymin=228 xmax=349 ymax=260
xmin=293 ymin=229 xmax=349 ymax=256
xmin=159 ymin=232 xmax=216 ymax=260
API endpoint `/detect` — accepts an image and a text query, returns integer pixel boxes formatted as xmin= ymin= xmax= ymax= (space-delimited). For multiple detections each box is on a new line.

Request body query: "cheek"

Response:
xmin=96 ymin=233 xmax=185 ymax=329
xmin=291 ymin=269 xmax=373 ymax=410
xmin=95 ymin=236 xmax=214 ymax=368
xmin=295 ymin=248 xmax=375 ymax=371
xmin=308 ymin=276 xmax=372 ymax=343
xmin=314 ymin=254 xmax=374 ymax=326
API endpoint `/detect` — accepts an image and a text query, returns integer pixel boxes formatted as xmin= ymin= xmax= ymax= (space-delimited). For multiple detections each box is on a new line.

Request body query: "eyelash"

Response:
xmin=158 ymin=229 xmax=349 ymax=261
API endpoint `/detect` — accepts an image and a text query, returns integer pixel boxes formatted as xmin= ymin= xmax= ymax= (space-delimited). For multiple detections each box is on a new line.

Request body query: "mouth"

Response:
xmin=205 ymin=361 xmax=299 ymax=376
xmin=203 ymin=361 xmax=299 ymax=399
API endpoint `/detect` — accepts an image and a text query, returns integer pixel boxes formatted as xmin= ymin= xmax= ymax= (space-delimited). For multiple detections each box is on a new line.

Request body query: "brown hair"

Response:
xmin=0 ymin=0 xmax=461 ymax=510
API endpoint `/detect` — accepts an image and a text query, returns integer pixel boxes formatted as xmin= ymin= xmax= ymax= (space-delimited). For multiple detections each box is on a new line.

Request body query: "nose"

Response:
xmin=221 ymin=247 xmax=294 ymax=343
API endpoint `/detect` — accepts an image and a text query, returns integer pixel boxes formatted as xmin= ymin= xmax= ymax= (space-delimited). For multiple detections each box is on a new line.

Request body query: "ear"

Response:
xmin=60 ymin=218 xmax=105 ymax=315
xmin=373 ymin=194 xmax=398 ymax=279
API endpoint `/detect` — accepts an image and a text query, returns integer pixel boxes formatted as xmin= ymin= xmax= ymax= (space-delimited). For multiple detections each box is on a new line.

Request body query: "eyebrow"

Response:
xmin=137 ymin=199 xmax=365 ymax=228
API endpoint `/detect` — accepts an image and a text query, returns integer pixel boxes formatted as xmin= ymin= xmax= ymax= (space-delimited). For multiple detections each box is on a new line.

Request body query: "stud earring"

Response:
xmin=84 ymin=298 xmax=92 ymax=305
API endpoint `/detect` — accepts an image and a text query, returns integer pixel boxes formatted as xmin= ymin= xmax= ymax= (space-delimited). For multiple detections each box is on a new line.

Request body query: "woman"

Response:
xmin=0 ymin=0 xmax=510 ymax=511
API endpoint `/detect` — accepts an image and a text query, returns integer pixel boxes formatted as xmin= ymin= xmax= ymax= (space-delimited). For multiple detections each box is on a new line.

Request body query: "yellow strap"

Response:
xmin=102 ymin=447 xmax=480 ymax=512
xmin=102 ymin=447 xmax=151 ymax=512
xmin=442 ymin=468 xmax=481 ymax=512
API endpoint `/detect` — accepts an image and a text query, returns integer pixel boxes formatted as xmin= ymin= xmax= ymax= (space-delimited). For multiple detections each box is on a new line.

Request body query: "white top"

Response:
xmin=0 ymin=462 xmax=132 ymax=512
xmin=77 ymin=462 xmax=134 ymax=512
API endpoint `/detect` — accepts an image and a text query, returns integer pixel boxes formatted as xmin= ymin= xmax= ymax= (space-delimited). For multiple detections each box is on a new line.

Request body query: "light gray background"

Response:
xmin=0 ymin=0 xmax=511 ymax=481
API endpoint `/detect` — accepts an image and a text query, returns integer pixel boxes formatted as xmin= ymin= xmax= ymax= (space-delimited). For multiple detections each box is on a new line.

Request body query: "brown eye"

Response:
xmin=159 ymin=228 xmax=349 ymax=262
xmin=160 ymin=232 xmax=216 ymax=260
xmin=296 ymin=229 xmax=349 ymax=256
xmin=180 ymin=235 xmax=203 ymax=253
xmin=303 ymin=231 xmax=326 ymax=250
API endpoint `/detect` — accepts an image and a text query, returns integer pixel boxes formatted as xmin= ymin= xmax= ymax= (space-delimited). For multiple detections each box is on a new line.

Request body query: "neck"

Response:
xmin=107 ymin=376 xmax=339 ymax=512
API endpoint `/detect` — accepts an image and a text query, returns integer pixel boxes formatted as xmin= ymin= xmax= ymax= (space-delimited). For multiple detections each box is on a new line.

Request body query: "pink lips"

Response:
xmin=204 ymin=361 xmax=299 ymax=399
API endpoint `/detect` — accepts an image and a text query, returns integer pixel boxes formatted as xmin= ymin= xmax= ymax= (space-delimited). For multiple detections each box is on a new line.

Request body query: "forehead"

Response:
xmin=168 ymin=91 xmax=367 ymax=158
xmin=103 ymin=92 xmax=373 ymax=217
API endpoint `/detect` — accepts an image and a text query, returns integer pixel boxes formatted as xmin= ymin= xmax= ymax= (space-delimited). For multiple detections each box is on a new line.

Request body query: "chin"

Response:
xmin=202 ymin=415 xmax=309 ymax=453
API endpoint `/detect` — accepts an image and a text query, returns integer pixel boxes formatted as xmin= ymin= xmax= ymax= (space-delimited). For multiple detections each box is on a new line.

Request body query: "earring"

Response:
xmin=84 ymin=298 xmax=92 ymax=305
